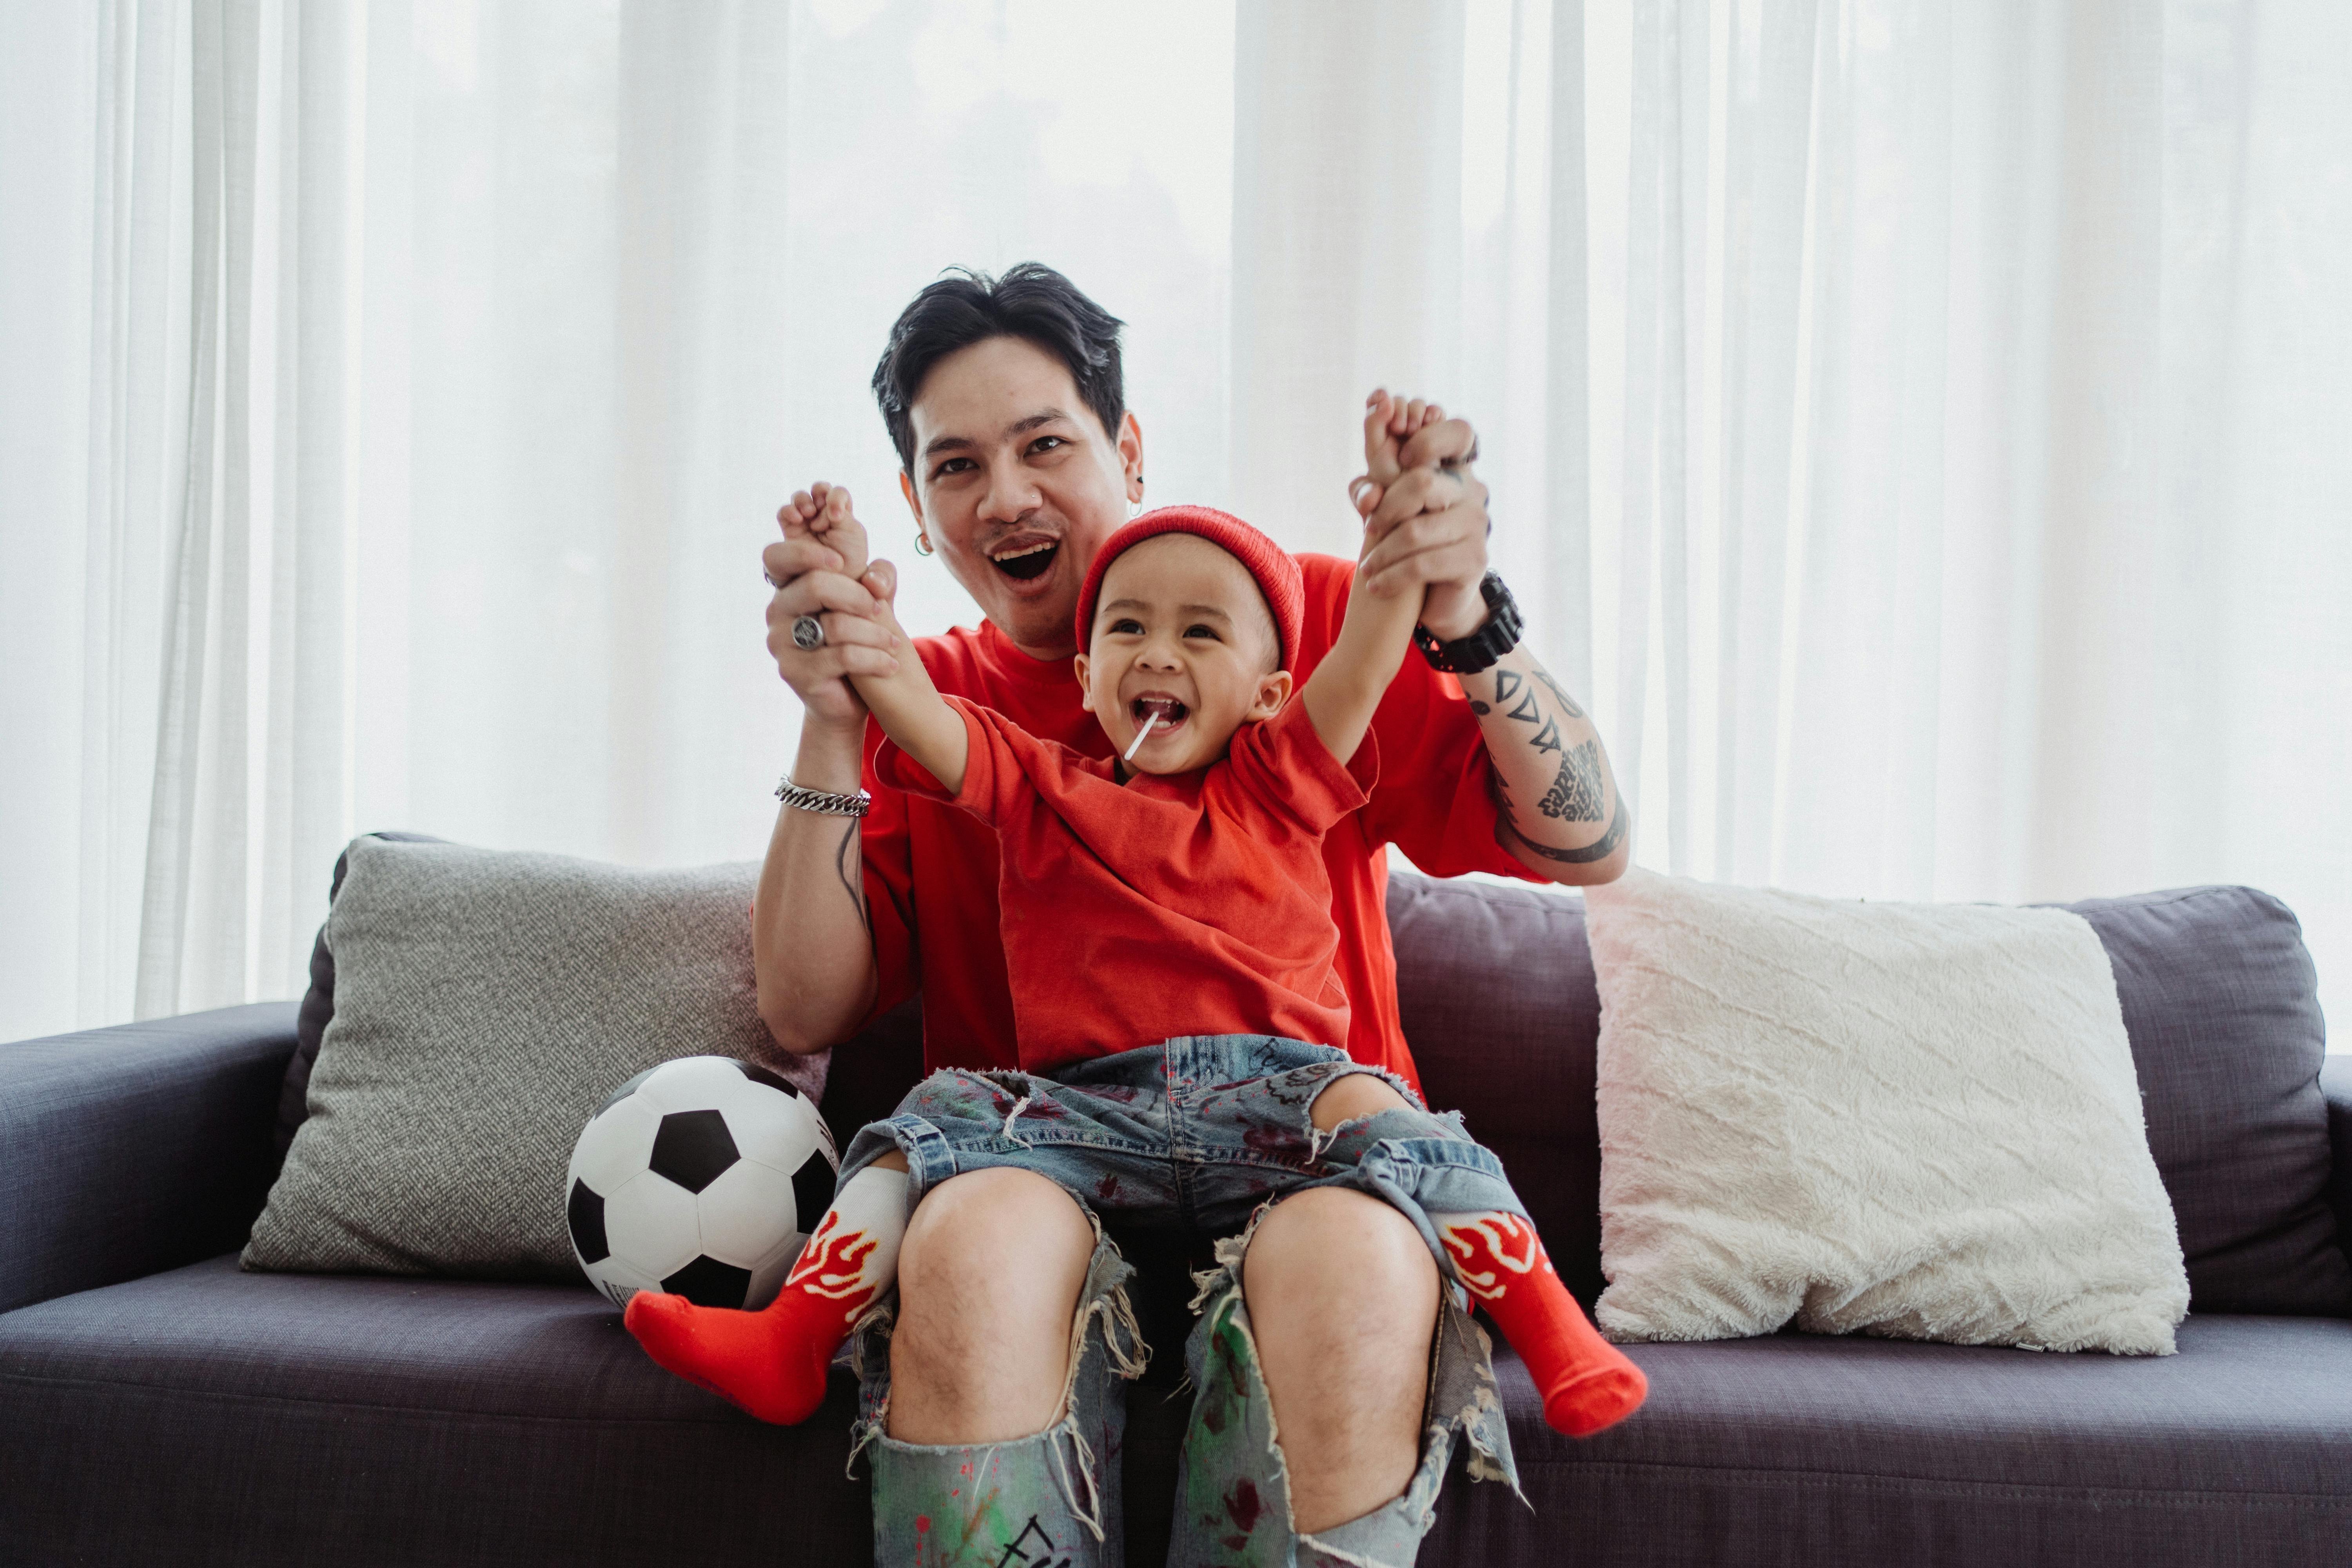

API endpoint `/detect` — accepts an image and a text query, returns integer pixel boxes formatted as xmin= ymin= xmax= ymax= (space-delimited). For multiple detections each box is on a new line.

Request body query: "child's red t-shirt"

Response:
xmin=874 ymin=695 xmax=1379 ymax=1074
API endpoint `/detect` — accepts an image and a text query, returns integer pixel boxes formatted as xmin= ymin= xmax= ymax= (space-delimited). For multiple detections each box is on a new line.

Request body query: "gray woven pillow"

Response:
xmin=243 ymin=837 xmax=824 ymax=1281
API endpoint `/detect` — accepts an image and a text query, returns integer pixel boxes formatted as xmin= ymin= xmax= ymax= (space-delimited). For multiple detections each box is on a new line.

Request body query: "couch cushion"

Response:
xmin=5 ymin=1258 xmax=2345 ymax=1567
xmin=2067 ymin=887 xmax=2346 ymax=1314
xmin=1391 ymin=873 xmax=1610 ymax=1303
xmin=0 ymin=1254 xmax=1190 ymax=1567
xmin=245 ymin=837 xmax=823 ymax=1282
xmin=1390 ymin=873 xmax=2348 ymax=1318
xmin=1583 ymin=868 xmax=2188 ymax=1354
xmin=1443 ymin=1314 xmax=2352 ymax=1567
xmin=279 ymin=831 xmax=447 ymax=1154
xmin=0 ymin=1255 xmax=872 ymax=1566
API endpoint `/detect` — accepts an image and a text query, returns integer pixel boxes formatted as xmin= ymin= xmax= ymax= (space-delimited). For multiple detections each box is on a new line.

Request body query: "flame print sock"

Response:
xmin=626 ymin=1164 xmax=908 ymax=1425
xmin=1433 ymin=1210 xmax=1648 ymax=1437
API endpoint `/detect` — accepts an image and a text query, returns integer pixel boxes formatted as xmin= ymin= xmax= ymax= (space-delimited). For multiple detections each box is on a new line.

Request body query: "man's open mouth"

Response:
xmin=1131 ymin=695 xmax=1189 ymax=728
xmin=989 ymin=539 xmax=1059 ymax=581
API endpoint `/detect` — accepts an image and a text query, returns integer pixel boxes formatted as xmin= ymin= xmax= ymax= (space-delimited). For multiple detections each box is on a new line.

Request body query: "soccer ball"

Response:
xmin=565 ymin=1055 xmax=838 ymax=1311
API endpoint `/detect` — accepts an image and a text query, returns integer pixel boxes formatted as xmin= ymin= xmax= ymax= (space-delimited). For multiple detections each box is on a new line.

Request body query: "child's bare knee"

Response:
xmin=1309 ymin=1072 xmax=1413 ymax=1133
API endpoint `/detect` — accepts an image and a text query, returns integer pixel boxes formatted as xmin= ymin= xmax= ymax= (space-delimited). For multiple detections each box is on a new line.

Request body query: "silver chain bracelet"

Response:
xmin=774 ymin=777 xmax=871 ymax=817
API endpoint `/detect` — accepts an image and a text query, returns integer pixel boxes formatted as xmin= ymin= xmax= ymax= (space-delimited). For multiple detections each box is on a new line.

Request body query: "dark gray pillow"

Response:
xmin=245 ymin=836 xmax=824 ymax=1281
xmin=2066 ymin=886 xmax=2347 ymax=1314
xmin=1390 ymin=873 xmax=2347 ymax=1317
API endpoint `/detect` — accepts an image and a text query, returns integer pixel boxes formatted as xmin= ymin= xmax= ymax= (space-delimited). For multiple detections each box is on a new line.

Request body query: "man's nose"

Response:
xmin=977 ymin=458 xmax=1041 ymax=524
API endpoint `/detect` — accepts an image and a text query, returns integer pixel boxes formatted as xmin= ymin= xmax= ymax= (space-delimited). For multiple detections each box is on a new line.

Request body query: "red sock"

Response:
xmin=1436 ymin=1211 xmax=1647 ymax=1437
xmin=624 ymin=1166 xmax=906 ymax=1425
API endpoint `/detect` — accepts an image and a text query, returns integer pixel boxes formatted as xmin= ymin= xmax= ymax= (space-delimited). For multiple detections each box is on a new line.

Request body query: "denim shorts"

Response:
xmin=838 ymin=1034 xmax=1526 ymax=1568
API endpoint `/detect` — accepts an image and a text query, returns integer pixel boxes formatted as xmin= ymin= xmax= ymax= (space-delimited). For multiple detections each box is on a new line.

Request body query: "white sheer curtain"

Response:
xmin=1235 ymin=0 xmax=2352 ymax=1031
xmin=4 ymin=0 xmax=2345 ymax=1045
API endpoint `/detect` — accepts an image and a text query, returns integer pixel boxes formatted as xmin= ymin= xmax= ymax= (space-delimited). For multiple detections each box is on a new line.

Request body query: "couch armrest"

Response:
xmin=2325 ymin=1056 xmax=2352 ymax=1281
xmin=0 ymin=1002 xmax=297 ymax=1315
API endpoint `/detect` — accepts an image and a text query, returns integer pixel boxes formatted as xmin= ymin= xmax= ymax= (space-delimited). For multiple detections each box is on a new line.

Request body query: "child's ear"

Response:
xmin=1073 ymin=651 xmax=1095 ymax=713
xmin=1248 ymin=669 xmax=1295 ymax=721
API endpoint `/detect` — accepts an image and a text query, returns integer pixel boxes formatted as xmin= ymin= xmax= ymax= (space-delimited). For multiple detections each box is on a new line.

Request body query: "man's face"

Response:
xmin=898 ymin=334 xmax=1141 ymax=659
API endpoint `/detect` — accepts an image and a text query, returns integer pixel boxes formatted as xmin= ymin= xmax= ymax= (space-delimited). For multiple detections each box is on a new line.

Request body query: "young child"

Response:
xmin=625 ymin=399 xmax=1647 ymax=1445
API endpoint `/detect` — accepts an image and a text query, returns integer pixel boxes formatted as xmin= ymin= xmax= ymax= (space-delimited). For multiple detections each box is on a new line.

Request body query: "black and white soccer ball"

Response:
xmin=565 ymin=1055 xmax=838 ymax=1311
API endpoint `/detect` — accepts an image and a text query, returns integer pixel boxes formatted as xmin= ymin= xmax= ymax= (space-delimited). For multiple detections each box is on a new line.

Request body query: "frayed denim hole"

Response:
xmin=1301 ymin=1065 xmax=1426 ymax=1162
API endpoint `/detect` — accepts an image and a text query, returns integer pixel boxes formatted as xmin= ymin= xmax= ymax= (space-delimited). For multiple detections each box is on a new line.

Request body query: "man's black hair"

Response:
xmin=871 ymin=262 xmax=1126 ymax=475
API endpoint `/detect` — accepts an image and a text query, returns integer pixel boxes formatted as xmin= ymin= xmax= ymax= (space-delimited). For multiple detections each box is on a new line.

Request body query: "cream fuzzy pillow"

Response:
xmin=1584 ymin=868 xmax=2189 ymax=1355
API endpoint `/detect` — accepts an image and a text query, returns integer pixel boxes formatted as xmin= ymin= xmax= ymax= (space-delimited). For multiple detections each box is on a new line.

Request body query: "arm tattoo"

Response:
xmin=1537 ymin=738 xmax=1605 ymax=821
xmin=1497 ymin=666 xmax=1546 ymax=724
xmin=1532 ymin=669 xmax=1587 ymax=719
xmin=1488 ymin=664 xmax=1568 ymax=728
xmin=1498 ymin=791 xmax=1628 ymax=864
xmin=835 ymin=817 xmax=872 ymax=943
xmin=1475 ymin=661 xmax=1620 ymax=858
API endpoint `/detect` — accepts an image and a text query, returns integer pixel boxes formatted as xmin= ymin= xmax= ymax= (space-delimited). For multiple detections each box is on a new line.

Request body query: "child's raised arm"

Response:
xmin=788 ymin=492 xmax=971 ymax=795
xmin=1299 ymin=391 xmax=1441 ymax=765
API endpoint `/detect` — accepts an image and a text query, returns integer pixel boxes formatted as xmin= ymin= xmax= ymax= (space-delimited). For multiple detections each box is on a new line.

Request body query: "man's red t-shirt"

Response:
xmin=875 ymin=695 xmax=1378 ymax=1074
xmin=856 ymin=553 xmax=1541 ymax=1094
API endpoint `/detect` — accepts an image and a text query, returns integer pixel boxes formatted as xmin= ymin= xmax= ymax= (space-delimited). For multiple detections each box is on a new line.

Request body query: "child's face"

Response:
xmin=1074 ymin=534 xmax=1293 ymax=775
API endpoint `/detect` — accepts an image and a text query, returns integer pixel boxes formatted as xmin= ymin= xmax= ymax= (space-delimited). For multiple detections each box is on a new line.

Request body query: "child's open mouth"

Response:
xmin=988 ymin=539 xmax=1058 ymax=581
xmin=1130 ymin=695 xmax=1189 ymax=730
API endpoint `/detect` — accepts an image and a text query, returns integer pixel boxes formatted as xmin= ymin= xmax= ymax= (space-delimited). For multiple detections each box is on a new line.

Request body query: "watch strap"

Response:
xmin=1414 ymin=572 xmax=1523 ymax=675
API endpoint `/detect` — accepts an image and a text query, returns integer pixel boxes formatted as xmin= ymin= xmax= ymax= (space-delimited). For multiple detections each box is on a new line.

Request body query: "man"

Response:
xmin=753 ymin=264 xmax=1627 ymax=1565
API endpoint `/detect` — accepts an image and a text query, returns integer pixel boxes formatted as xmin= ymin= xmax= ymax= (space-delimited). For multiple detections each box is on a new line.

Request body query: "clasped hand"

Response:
xmin=761 ymin=482 xmax=904 ymax=730
xmin=1350 ymin=390 xmax=1494 ymax=644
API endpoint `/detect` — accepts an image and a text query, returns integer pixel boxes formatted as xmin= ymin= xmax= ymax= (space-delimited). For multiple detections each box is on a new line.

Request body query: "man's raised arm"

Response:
xmin=1351 ymin=414 xmax=1631 ymax=885
xmin=753 ymin=483 xmax=900 ymax=1054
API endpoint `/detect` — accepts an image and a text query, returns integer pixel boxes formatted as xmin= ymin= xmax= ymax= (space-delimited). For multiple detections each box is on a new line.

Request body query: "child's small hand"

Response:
xmin=1350 ymin=389 xmax=1447 ymax=520
xmin=781 ymin=481 xmax=871 ymax=584
xmin=859 ymin=557 xmax=911 ymax=649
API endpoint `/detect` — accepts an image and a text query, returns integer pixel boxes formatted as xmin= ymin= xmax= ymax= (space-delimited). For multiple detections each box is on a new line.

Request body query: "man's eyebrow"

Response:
xmin=1006 ymin=408 xmax=1073 ymax=438
xmin=921 ymin=408 xmax=1076 ymax=461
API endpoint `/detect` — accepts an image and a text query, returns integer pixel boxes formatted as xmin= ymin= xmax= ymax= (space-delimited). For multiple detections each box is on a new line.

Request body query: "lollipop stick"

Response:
xmin=1123 ymin=712 xmax=1161 ymax=762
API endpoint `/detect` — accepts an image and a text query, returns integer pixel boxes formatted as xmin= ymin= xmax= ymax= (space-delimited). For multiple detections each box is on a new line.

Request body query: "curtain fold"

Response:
xmin=1229 ymin=0 xmax=1468 ymax=561
xmin=4 ymin=0 xmax=2345 ymax=1042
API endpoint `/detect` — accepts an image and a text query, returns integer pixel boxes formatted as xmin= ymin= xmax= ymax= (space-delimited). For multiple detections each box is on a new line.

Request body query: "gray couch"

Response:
xmin=4 ymin=871 xmax=2348 ymax=1565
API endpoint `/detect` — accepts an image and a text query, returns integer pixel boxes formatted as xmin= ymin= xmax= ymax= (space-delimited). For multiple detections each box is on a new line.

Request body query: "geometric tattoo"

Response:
xmin=1537 ymin=739 xmax=1606 ymax=822
xmin=1498 ymin=792 xmax=1628 ymax=864
xmin=1532 ymin=668 xmax=1586 ymax=719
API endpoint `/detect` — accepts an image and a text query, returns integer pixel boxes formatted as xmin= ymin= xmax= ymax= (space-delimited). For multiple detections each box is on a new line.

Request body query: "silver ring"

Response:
xmin=790 ymin=615 xmax=826 ymax=651
xmin=763 ymin=567 xmax=785 ymax=590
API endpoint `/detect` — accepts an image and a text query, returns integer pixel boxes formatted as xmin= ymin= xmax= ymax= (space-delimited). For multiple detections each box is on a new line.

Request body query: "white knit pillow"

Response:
xmin=1584 ymin=868 xmax=2189 ymax=1355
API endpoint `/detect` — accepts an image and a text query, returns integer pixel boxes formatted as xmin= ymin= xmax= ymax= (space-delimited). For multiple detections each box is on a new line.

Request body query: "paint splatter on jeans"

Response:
xmin=842 ymin=1035 xmax=1525 ymax=1567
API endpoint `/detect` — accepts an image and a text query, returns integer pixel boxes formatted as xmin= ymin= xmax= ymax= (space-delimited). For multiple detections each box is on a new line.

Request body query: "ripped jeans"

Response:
xmin=838 ymin=1035 xmax=1526 ymax=1568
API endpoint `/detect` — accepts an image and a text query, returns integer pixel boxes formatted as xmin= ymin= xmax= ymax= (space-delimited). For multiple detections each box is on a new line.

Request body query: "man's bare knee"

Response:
xmin=1243 ymin=1188 xmax=1436 ymax=1338
xmin=1308 ymin=1072 xmax=1412 ymax=1133
xmin=889 ymin=1167 xmax=1092 ymax=1444
xmin=1241 ymin=1187 xmax=1439 ymax=1534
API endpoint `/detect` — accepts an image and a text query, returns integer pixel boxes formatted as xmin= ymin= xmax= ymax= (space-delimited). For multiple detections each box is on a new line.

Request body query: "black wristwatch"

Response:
xmin=1413 ymin=572 xmax=1522 ymax=675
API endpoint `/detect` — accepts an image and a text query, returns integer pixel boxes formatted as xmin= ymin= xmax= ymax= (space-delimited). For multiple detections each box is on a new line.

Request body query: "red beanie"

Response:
xmin=1074 ymin=506 xmax=1305 ymax=670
